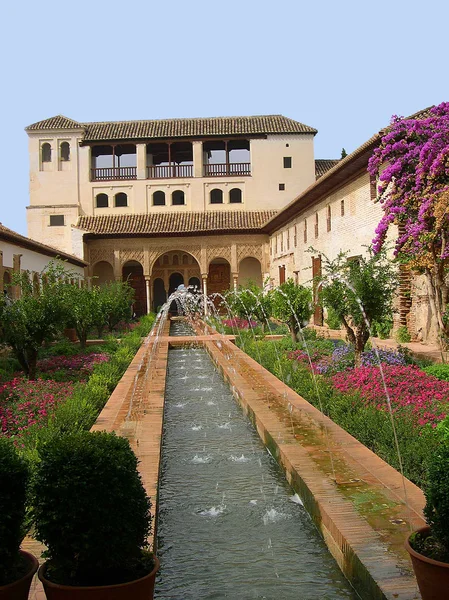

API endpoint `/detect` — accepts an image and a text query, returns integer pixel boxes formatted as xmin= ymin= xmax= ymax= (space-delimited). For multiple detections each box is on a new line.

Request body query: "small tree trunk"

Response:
xmin=15 ymin=349 xmax=29 ymax=376
xmin=27 ymin=348 xmax=38 ymax=381
xmin=289 ymin=318 xmax=298 ymax=344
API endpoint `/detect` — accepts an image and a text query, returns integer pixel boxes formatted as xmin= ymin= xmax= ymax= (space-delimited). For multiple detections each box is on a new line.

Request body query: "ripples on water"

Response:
xmin=155 ymin=323 xmax=356 ymax=599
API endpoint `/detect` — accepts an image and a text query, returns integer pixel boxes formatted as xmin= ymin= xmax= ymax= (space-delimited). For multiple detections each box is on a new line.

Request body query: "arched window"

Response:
xmin=42 ymin=143 xmax=52 ymax=163
xmin=60 ymin=142 xmax=70 ymax=161
xmin=210 ymin=189 xmax=223 ymax=204
xmin=163 ymin=255 xmax=169 ymax=265
xmin=96 ymin=193 xmax=109 ymax=208
xmin=153 ymin=191 xmax=165 ymax=206
xmin=172 ymin=190 xmax=185 ymax=206
xmin=229 ymin=188 xmax=242 ymax=204
xmin=115 ymin=192 xmax=128 ymax=207
xmin=172 ymin=255 xmax=179 ymax=265
xmin=182 ymin=254 xmax=189 ymax=265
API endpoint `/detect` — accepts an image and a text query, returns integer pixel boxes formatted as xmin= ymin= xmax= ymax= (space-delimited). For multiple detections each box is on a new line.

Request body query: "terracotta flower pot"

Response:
xmin=38 ymin=557 xmax=159 ymax=600
xmin=405 ymin=525 xmax=449 ymax=600
xmin=0 ymin=550 xmax=39 ymax=600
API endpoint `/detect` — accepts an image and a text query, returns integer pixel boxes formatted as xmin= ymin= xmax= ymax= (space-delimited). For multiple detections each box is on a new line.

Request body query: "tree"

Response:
xmin=368 ymin=102 xmax=449 ymax=341
xmin=271 ymin=279 xmax=313 ymax=343
xmin=66 ymin=284 xmax=104 ymax=349
xmin=317 ymin=247 xmax=397 ymax=366
xmin=341 ymin=148 xmax=347 ymax=159
xmin=100 ymin=281 xmax=135 ymax=333
xmin=225 ymin=281 xmax=272 ymax=329
xmin=0 ymin=264 xmax=71 ymax=380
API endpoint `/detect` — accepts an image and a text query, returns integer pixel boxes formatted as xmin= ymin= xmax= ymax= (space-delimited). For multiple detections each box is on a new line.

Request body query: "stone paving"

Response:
xmin=23 ymin=320 xmax=425 ymax=599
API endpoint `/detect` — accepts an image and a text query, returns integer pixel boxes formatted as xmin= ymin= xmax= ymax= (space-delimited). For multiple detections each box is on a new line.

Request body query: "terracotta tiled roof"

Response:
xmin=76 ymin=211 xmax=277 ymax=237
xmin=26 ymin=115 xmax=317 ymax=141
xmin=0 ymin=223 xmax=87 ymax=266
xmin=25 ymin=115 xmax=84 ymax=131
xmin=315 ymin=159 xmax=340 ymax=179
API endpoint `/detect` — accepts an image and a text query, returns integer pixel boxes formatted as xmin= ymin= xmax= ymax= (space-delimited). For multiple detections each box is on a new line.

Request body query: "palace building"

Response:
xmin=24 ymin=111 xmax=433 ymax=341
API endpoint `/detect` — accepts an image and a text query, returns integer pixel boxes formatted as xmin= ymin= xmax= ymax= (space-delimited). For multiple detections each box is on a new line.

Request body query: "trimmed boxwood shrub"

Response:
xmin=423 ymin=364 xmax=449 ymax=382
xmin=32 ymin=431 xmax=153 ymax=586
xmin=0 ymin=437 xmax=29 ymax=585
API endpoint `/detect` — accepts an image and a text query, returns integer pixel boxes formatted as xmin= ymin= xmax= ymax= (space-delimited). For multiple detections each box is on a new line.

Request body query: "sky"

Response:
xmin=1 ymin=0 xmax=448 ymax=235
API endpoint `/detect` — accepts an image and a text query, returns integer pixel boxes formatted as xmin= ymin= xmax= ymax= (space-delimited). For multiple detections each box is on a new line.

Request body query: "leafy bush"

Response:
xmin=371 ymin=318 xmax=393 ymax=339
xmin=423 ymin=364 xmax=449 ymax=381
xmin=0 ymin=437 xmax=29 ymax=585
xmin=324 ymin=306 xmax=342 ymax=330
xmin=415 ymin=444 xmax=449 ymax=561
xmin=32 ymin=431 xmax=153 ymax=586
xmin=396 ymin=326 xmax=411 ymax=343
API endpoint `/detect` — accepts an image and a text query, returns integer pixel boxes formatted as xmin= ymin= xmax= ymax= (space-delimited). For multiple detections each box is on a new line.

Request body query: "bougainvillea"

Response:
xmin=368 ymin=102 xmax=449 ymax=337
xmin=332 ymin=365 xmax=449 ymax=426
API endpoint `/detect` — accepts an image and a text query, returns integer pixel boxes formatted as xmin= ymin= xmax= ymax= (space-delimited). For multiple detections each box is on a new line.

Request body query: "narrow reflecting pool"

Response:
xmin=155 ymin=324 xmax=357 ymax=599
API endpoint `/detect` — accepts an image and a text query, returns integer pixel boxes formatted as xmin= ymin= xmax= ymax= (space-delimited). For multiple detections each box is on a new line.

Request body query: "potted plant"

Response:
xmin=405 ymin=442 xmax=449 ymax=600
xmin=0 ymin=437 xmax=39 ymax=600
xmin=32 ymin=431 xmax=159 ymax=599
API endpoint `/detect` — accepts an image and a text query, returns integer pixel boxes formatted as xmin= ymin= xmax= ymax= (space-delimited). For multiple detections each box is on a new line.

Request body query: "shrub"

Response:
xmin=396 ymin=326 xmax=411 ymax=343
xmin=416 ymin=443 xmax=449 ymax=561
xmin=0 ymin=437 xmax=29 ymax=585
xmin=423 ymin=364 xmax=449 ymax=382
xmin=324 ymin=306 xmax=341 ymax=330
xmin=32 ymin=431 xmax=153 ymax=586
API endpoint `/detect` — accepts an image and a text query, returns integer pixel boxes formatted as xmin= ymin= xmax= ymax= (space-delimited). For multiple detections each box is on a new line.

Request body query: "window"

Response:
xmin=153 ymin=191 xmax=166 ymax=206
xmin=327 ymin=205 xmax=332 ymax=232
xmin=279 ymin=183 xmax=285 ymax=191
xmin=173 ymin=255 xmax=179 ymax=265
xmin=283 ymin=156 xmax=292 ymax=169
xmin=287 ymin=229 xmax=290 ymax=250
xmin=96 ymin=193 xmax=108 ymax=208
xmin=229 ymin=188 xmax=242 ymax=204
xmin=50 ymin=215 xmax=64 ymax=226
xmin=315 ymin=213 xmax=319 ymax=238
xmin=210 ymin=189 xmax=223 ymax=204
xmin=172 ymin=190 xmax=185 ymax=206
xmin=304 ymin=220 xmax=307 ymax=243
xmin=280 ymin=234 xmax=283 ymax=253
xmin=279 ymin=265 xmax=286 ymax=284
xmin=115 ymin=192 xmax=128 ymax=207
xmin=60 ymin=142 xmax=70 ymax=161
xmin=341 ymin=199 xmax=345 ymax=216
xmin=294 ymin=225 xmax=297 ymax=248
xmin=42 ymin=143 xmax=52 ymax=163
xmin=275 ymin=236 xmax=278 ymax=254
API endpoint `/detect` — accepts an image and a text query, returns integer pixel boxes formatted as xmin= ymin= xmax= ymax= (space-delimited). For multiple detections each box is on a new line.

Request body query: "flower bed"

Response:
xmin=37 ymin=353 xmax=109 ymax=380
xmin=0 ymin=378 xmax=74 ymax=437
xmin=222 ymin=317 xmax=258 ymax=329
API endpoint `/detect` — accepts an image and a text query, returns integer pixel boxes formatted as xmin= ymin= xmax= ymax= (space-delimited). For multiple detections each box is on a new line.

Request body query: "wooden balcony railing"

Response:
xmin=147 ymin=164 xmax=193 ymax=179
xmin=91 ymin=167 xmax=137 ymax=181
xmin=203 ymin=163 xmax=251 ymax=177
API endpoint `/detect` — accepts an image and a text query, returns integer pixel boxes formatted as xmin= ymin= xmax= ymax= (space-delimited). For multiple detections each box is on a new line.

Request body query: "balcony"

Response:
xmin=204 ymin=163 xmax=251 ymax=177
xmin=91 ymin=167 xmax=137 ymax=181
xmin=147 ymin=164 xmax=193 ymax=179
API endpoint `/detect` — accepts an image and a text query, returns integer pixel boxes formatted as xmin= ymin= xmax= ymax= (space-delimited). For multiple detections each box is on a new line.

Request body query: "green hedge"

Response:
xmin=240 ymin=337 xmax=440 ymax=488
xmin=20 ymin=315 xmax=155 ymax=463
xmin=423 ymin=364 xmax=449 ymax=381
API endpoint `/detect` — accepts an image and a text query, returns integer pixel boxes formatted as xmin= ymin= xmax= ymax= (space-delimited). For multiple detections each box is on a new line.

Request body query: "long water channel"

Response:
xmin=155 ymin=321 xmax=357 ymax=599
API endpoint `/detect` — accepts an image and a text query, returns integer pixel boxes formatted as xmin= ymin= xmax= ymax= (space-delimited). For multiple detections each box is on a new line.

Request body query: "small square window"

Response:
xmin=341 ymin=199 xmax=345 ymax=216
xmin=283 ymin=157 xmax=292 ymax=169
xmin=279 ymin=183 xmax=285 ymax=191
xmin=50 ymin=215 xmax=65 ymax=226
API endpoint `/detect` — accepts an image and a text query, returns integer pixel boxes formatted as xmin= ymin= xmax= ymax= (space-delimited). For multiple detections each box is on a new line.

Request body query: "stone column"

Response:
xmin=145 ymin=277 xmax=151 ymax=314
xmin=193 ymin=141 xmax=203 ymax=178
xmin=136 ymin=144 xmax=147 ymax=179
xmin=232 ymin=273 xmax=238 ymax=290
xmin=202 ymin=274 xmax=208 ymax=316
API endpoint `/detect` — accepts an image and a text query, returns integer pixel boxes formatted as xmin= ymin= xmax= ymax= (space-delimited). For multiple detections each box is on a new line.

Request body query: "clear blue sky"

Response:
xmin=2 ymin=0 xmax=448 ymax=235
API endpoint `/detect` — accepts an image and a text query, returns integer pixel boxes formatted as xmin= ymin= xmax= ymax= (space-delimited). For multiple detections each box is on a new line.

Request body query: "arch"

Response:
xmin=238 ymin=257 xmax=263 ymax=288
xmin=172 ymin=190 xmax=185 ymax=206
xmin=122 ymin=260 xmax=146 ymax=316
xmin=210 ymin=188 xmax=223 ymax=204
xmin=115 ymin=192 xmax=128 ymax=207
xmin=93 ymin=261 xmax=114 ymax=286
xmin=168 ymin=272 xmax=184 ymax=314
xmin=229 ymin=188 xmax=242 ymax=204
xmin=153 ymin=190 xmax=166 ymax=206
xmin=41 ymin=143 xmax=52 ymax=163
xmin=150 ymin=248 xmax=201 ymax=273
xmin=182 ymin=254 xmax=189 ymax=265
xmin=189 ymin=276 xmax=201 ymax=291
xmin=60 ymin=142 xmax=70 ymax=161
xmin=153 ymin=278 xmax=166 ymax=312
xmin=172 ymin=254 xmax=179 ymax=265
xmin=3 ymin=270 xmax=12 ymax=298
xmin=96 ymin=193 xmax=109 ymax=208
